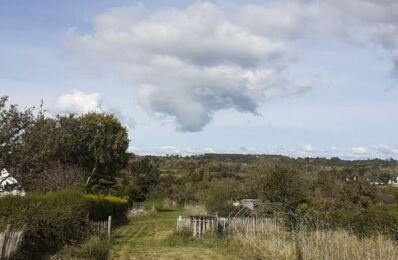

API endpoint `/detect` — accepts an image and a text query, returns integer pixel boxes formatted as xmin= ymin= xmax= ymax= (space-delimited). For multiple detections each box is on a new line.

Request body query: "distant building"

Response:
xmin=0 ymin=169 xmax=25 ymax=197
xmin=388 ymin=177 xmax=398 ymax=187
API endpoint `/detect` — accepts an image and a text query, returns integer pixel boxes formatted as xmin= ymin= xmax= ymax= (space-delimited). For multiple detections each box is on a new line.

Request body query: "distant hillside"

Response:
xmin=131 ymin=153 xmax=398 ymax=183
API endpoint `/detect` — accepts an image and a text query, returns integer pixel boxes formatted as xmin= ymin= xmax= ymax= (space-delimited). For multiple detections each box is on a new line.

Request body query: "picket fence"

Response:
xmin=0 ymin=225 xmax=24 ymax=260
xmin=227 ymin=217 xmax=280 ymax=235
xmin=177 ymin=216 xmax=280 ymax=238
xmin=90 ymin=216 xmax=112 ymax=238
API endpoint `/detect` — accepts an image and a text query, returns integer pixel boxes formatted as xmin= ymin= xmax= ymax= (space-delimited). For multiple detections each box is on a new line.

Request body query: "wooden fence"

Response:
xmin=177 ymin=216 xmax=280 ymax=238
xmin=227 ymin=217 xmax=280 ymax=235
xmin=0 ymin=225 xmax=24 ymax=260
xmin=176 ymin=216 xmax=217 ymax=238
xmin=89 ymin=216 xmax=112 ymax=238
xmin=176 ymin=216 xmax=191 ymax=231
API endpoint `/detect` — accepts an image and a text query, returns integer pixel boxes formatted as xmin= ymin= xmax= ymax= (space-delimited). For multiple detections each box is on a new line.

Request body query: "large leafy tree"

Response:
xmin=1 ymin=96 xmax=129 ymax=192
xmin=79 ymin=113 xmax=129 ymax=191
xmin=0 ymin=96 xmax=37 ymax=170
xmin=246 ymin=162 xmax=309 ymax=210
xmin=123 ymin=157 xmax=160 ymax=201
xmin=23 ymin=113 xmax=129 ymax=191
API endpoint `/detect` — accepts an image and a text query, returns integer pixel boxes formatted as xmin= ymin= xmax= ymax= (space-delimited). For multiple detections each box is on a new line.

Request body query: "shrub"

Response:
xmin=0 ymin=190 xmax=90 ymax=259
xmin=56 ymin=236 xmax=110 ymax=260
xmin=86 ymin=194 xmax=129 ymax=222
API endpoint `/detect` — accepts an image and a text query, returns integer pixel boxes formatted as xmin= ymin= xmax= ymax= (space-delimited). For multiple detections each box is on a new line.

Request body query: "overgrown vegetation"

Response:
xmin=0 ymin=190 xmax=128 ymax=259
xmin=230 ymin=222 xmax=398 ymax=260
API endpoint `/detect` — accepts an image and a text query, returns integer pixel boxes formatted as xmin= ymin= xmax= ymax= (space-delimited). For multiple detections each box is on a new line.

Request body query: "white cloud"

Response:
xmin=352 ymin=146 xmax=368 ymax=156
xmin=203 ymin=147 xmax=216 ymax=153
xmin=157 ymin=146 xmax=209 ymax=156
xmin=67 ymin=1 xmax=398 ymax=131
xmin=66 ymin=2 xmax=310 ymax=132
xmin=374 ymin=144 xmax=398 ymax=156
xmin=53 ymin=89 xmax=136 ymax=129
xmin=301 ymin=144 xmax=316 ymax=153
xmin=54 ymin=89 xmax=102 ymax=114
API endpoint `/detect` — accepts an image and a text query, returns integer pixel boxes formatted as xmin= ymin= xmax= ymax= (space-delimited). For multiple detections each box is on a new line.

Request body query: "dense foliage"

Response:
xmin=0 ymin=96 xmax=129 ymax=193
xmin=0 ymin=190 xmax=128 ymax=259
xmin=0 ymin=190 xmax=89 ymax=258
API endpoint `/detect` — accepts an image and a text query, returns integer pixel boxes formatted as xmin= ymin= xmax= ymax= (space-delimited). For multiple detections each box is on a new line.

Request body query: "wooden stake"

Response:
xmin=107 ymin=216 xmax=112 ymax=239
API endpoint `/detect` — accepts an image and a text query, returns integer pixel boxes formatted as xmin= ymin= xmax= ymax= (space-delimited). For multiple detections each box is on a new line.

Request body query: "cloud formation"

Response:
xmin=54 ymin=89 xmax=136 ymax=129
xmin=54 ymin=89 xmax=102 ymax=114
xmin=67 ymin=1 xmax=398 ymax=131
xmin=67 ymin=2 xmax=310 ymax=131
xmin=131 ymin=144 xmax=398 ymax=159
xmin=301 ymin=144 xmax=316 ymax=153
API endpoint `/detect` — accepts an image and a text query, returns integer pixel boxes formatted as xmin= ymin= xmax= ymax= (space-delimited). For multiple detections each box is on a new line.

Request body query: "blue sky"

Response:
xmin=1 ymin=0 xmax=398 ymax=159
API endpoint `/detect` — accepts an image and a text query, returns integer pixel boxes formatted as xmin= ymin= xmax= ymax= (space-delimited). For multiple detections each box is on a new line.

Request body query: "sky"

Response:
xmin=1 ymin=0 xmax=398 ymax=159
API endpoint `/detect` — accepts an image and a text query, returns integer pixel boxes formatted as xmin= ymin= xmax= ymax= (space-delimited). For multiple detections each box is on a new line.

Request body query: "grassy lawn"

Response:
xmin=109 ymin=202 xmax=239 ymax=260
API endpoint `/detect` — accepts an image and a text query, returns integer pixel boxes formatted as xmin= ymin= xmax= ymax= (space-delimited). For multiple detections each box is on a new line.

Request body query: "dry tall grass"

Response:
xmin=232 ymin=221 xmax=398 ymax=260
xmin=183 ymin=203 xmax=207 ymax=216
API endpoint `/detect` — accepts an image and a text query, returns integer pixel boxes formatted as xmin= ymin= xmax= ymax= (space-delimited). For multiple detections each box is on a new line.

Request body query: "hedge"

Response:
xmin=0 ymin=190 xmax=90 ymax=258
xmin=0 ymin=191 xmax=129 ymax=259
xmin=85 ymin=194 xmax=129 ymax=222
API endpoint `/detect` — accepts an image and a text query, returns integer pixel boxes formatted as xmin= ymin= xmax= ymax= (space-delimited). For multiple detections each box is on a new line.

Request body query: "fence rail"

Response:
xmin=0 ymin=225 xmax=24 ymax=260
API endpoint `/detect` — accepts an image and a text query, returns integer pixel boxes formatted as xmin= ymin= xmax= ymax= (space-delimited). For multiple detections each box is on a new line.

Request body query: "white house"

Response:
xmin=388 ymin=177 xmax=398 ymax=187
xmin=0 ymin=168 xmax=25 ymax=197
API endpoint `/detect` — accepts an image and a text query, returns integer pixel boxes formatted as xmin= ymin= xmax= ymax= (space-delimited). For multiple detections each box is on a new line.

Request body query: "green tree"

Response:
xmin=246 ymin=163 xmax=308 ymax=210
xmin=123 ymin=157 xmax=160 ymax=201
xmin=16 ymin=112 xmax=128 ymax=192
xmin=205 ymin=178 xmax=243 ymax=216
xmin=77 ymin=113 xmax=129 ymax=191
xmin=0 ymin=96 xmax=37 ymax=170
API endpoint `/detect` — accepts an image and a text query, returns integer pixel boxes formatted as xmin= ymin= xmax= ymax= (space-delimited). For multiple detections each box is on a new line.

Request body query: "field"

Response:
xmin=108 ymin=201 xmax=398 ymax=260
xmin=109 ymin=203 xmax=237 ymax=260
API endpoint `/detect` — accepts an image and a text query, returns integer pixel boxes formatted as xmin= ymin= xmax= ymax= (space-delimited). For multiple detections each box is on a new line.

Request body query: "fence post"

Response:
xmin=107 ymin=216 xmax=112 ymax=239
xmin=192 ymin=219 xmax=196 ymax=237
xmin=1 ymin=225 xmax=11 ymax=260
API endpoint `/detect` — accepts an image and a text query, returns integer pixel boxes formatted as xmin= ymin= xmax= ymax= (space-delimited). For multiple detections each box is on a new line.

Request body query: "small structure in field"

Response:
xmin=0 ymin=169 xmax=25 ymax=197
xmin=232 ymin=199 xmax=261 ymax=210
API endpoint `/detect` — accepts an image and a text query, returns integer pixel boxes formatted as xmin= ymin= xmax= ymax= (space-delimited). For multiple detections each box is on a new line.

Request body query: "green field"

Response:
xmin=109 ymin=204 xmax=238 ymax=260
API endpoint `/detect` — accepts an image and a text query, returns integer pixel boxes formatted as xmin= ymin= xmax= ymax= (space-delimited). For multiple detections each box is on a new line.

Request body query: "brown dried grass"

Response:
xmin=233 ymin=222 xmax=398 ymax=260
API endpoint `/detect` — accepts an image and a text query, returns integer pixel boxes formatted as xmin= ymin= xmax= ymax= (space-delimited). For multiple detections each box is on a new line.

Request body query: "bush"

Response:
xmin=86 ymin=194 xmax=129 ymax=222
xmin=56 ymin=236 xmax=110 ymax=260
xmin=0 ymin=190 xmax=90 ymax=259
xmin=352 ymin=206 xmax=398 ymax=239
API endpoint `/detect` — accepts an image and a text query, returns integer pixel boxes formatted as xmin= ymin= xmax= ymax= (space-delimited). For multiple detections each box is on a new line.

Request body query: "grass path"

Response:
xmin=109 ymin=207 xmax=239 ymax=260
